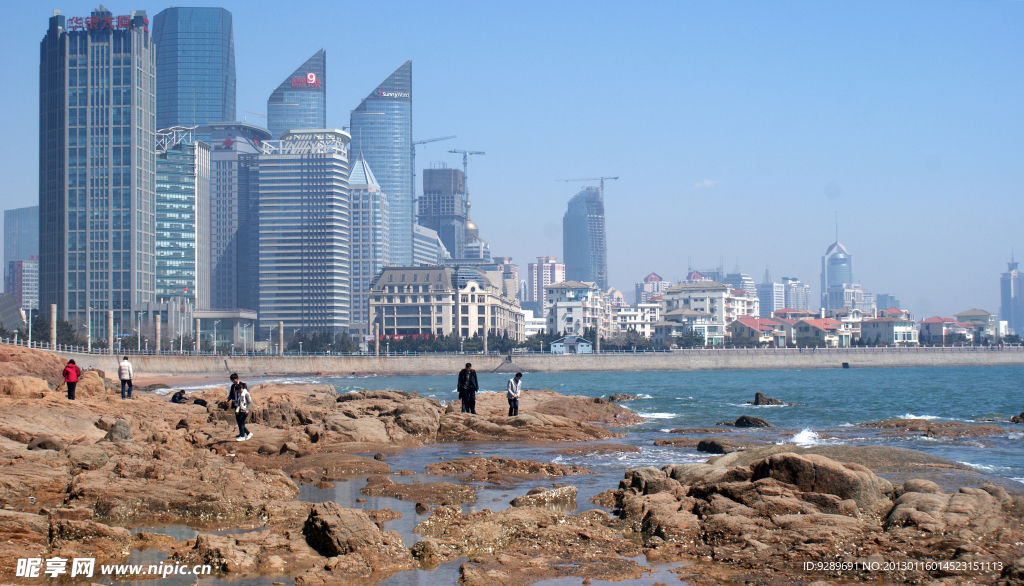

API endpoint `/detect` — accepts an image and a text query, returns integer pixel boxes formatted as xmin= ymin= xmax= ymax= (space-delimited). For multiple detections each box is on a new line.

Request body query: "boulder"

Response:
xmin=749 ymin=392 xmax=787 ymax=406
xmin=66 ymin=445 xmax=109 ymax=470
xmin=437 ymin=412 xmax=622 ymax=443
xmin=0 ymin=376 xmax=51 ymax=399
xmin=27 ymin=435 xmax=64 ymax=451
xmin=733 ymin=415 xmax=773 ymax=428
xmin=697 ymin=437 xmax=765 ymax=454
xmin=509 ymin=486 xmax=577 ymax=508
xmin=466 ymin=389 xmax=644 ymax=426
xmin=360 ymin=476 xmax=476 ymax=505
xmin=425 ymin=456 xmax=590 ymax=484
xmin=101 ymin=419 xmax=133 ymax=442
xmin=606 ymin=393 xmax=640 ymax=402
xmin=301 ymin=502 xmax=414 ymax=579
xmin=1010 ymin=412 xmax=1024 ymax=424
xmin=751 ymin=452 xmax=893 ymax=515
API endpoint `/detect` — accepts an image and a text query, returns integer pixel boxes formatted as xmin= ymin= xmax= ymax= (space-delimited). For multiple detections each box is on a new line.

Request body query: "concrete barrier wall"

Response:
xmin=50 ymin=347 xmax=1024 ymax=378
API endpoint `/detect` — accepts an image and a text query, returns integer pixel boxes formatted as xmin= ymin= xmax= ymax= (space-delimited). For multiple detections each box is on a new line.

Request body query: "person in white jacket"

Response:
xmin=118 ymin=357 xmax=134 ymax=399
xmin=233 ymin=382 xmax=253 ymax=441
xmin=506 ymin=372 xmax=523 ymax=417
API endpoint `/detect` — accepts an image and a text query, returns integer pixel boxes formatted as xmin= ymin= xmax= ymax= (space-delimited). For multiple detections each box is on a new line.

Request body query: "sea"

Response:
xmin=127 ymin=366 xmax=1024 ymax=586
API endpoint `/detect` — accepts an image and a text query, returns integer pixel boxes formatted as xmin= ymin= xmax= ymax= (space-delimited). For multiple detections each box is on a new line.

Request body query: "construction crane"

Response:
xmin=243 ymin=111 xmax=267 ymax=121
xmin=448 ymin=149 xmax=486 ymax=202
xmin=411 ymin=135 xmax=456 ymax=196
xmin=556 ymin=176 xmax=619 ymax=201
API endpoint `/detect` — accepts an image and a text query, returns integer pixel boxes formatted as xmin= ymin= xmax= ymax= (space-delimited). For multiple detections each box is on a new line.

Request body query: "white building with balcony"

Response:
xmin=544 ymin=280 xmax=609 ymax=338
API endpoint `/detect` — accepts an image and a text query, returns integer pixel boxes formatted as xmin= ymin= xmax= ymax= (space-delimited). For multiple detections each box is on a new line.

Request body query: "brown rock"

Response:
xmin=437 ymin=412 xmax=622 ymax=443
xmin=509 ymin=485 xmax=577 ymax=508
xmin=654 ymin=437 xmax=702 ymax=448
xmin=606 ymin=393 xmax=640 ymax=402
xmin=467 ymin=389 xmax=644 ymax=426
xmin=425 ymin=456 xmax=591 ymax=484
xmin=66 ymin=445 xmax=110 ymax=470
xmin=360 ymin=476 xmax=476 ymax=505
xmin=257 ymin=444 xmax=278 ymax=455
xmin=27 ymin=434 xmax=64 ymax=451
xmin=732 ymin=415 xmax=773 ymax=428
xmin=751 ymin=452 xmax=893 ymax=515
xmin=0 ymin=376 xmax=51 ymax=399
xmin=548 ymin=443 xmax=640 ymax=456
xmin=697 ymin=436 xmax=766 ymax=454
xmin=300 ymin=502 xmax=414 ymax=580
xmin=749 ymin=392 xmax=787 ymax=406
xmin=859 ymin=418 xmax=1005 ymax=438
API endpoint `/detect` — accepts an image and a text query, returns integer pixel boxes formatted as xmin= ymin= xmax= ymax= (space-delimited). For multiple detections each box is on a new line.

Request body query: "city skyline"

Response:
xmin=2 ymin=2 xmax=1022 ymax=317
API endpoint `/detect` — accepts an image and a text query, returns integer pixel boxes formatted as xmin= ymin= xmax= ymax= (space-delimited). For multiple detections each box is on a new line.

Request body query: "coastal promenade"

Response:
xmin=30 ymin=344 xmax=1024 ymax=377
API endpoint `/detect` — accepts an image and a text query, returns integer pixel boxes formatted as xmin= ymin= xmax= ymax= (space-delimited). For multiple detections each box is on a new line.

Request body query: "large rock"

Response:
xmin=464 ymin=389 xmax=644 ymax=426
xmin=102 ymin=419 xmax=133 ymax=442
xmin=750 ymin=452 xmax=893 ymax=515
xmin=301 ymin=502 xmax=414 ymax=581
xmin=509 ymin=486 xmax=577 ymax=508
xmin=360 ymin=476 xmax=476 ymax=505
xmin=27 ymin=435 xmax=64 ymax=451
xmin=0 ymin=376 xmax=51 ymax=399
xmin=437 ymin=412 xmax=621 ymax=443
xmin=697 ymin=436 xmax=767 ymax=454
xmin=732 ymin=415 xmax=773 ymax=428
xmin=859 ymin=418 xmax=1005 ymax=438
xmin=748 ymin=392 xmax=789 ymax=406
xmin=606 ymin=393 xmax=640 ymax=402
xmin=425 ymin=456 xmax=591 ymax=484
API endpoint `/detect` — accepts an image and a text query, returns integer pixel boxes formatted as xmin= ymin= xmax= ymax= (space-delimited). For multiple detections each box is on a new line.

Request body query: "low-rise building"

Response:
xmin=550 ymin=335 xmax=592 ymax=354
xmin=545 ymin=281 xmax=609 ymax=338
xmin=792 ymin=318 xmax=851 ymax=347
xmin=728 ymin=316 xmax=787 ymax=347
xmin=919 ymin=317 xmax=974 ymax=344
xmin=773 ymin=308 xmax=816 ymax=321
xmin=610 ymin=303 xmax=661 ymax=338
xmin=860 ymin=317 xmax=918 ymax=346
xmin=726 ymin=289 xmax=760 ymax=321
xmin=826 ymin=307 xmax=866 ymax=341
xmin=653 ymin=307 xmax=722 ymax=347
xmin=523 ymin=309 xmax=546 ymax=338
xmin=368 ymin=266 xmax=524 ymax=341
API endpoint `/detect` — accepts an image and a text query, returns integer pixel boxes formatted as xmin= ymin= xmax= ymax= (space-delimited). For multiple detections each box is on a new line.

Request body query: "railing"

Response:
xmin=2 ymin=336 xmax=1022 ymax=358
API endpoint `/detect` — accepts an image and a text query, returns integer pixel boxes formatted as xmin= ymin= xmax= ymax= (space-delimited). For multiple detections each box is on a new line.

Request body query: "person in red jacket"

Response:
xmin=62 ymin=359 xmax=82 ymax=400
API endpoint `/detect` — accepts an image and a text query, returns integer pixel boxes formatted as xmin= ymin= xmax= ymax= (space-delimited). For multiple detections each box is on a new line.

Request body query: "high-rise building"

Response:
xmin=636 ymin=272 xmax=670 ymax=303
xmin=527 ymin=257 xmax=565 ymax=305
xmin=267 ymin=50 xmax=326 ymax=140
xmin=205 ymin=122 xmax=272 ymax=311
xmin=39 ymin=8 xmax=156 ymax=338
xmin=821 ymin=241 xmax=853 ymax=310
xmin=412 ymin=225 xmax=448 ymax=266
xmin=155 ymin=129 xmax=210 ymax=308
xmin=493 ymin=257 xmax=520 ymax=300
xmin=1000 ymin=259 xmax=1023 ymax=335
xmin=7 ymin=258 xmax=39 ymax=313
xmin=349 ymin=153 xmax=389 ymax=334
xmin=152 ymin=7 xmax=235 ymax=141
xmin=418 ymin=164 xmax=467 ymax=258
xmin=755 ymin=270 xmax=785 ymax=318
xmin=349 ymin=61 xmax=413 ymax=265
xmin=563 ymin=186 xmax=608 ymax=289
xmin=249 ymin=130 xmax=351 ymax=333
xmin=724 ymin=272 xmax=756 ymax=296
xmin=782 ymin=277 xmax=811 ymax=311
xmin=876 ymin=293 xmax=901 ymax=311
xmin=4 ymin=207 xmax=39 ymax=292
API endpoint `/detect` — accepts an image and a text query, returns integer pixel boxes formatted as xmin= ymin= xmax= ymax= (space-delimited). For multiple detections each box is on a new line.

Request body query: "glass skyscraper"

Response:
xmin=349 ymin=153 xmax=389 ymax=334
xmin=562 ymin=186 xmax=608 ymax=290
xmin=155 ymin=134 xmax=210 ymax=308
xmin=267 ymin=50 xmax=326 ymax=140
xmin=39 ymin=8 xmax=157 ymax=337
xmin=350 ymin=61 xmax=412 ymax=266
xmin=152 ymin=7 xmax=235 ymax=141
xmin=820 ymin=241 xmax=853 ymax=310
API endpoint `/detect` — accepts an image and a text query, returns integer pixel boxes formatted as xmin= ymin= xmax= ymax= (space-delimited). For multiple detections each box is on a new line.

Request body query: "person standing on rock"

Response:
xmin=118 ymin=356 xmax=134 ymax=399
xmin=457 ymin=363 xmax=478 ymax=415
xmin=506 ymin=372 xmax=523 ymax=416
xmin=62 ymin=359 xmax=81 ymax=400
xmin=232 ymin=381 xmax=253 ymax=441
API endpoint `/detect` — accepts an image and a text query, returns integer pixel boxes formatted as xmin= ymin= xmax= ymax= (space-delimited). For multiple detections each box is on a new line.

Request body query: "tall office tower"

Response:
xmin=418 ymin=165 xmax=466 ymax=258
xmin=267 ymin=50 xmax=326 ymax=140
xmin=250 ymin=130 xmax=351 ymax=333
xmin=206 ymin=122 xmax=271 ymax=310
xmin=4 ymin=207 xmax=39 ymax=293
xmin=636 ymin=272 xmax=670 ymax=303
xmin=527 ymin=256 xmax=565 ymax=315
xmin=155 ymin=129 xmax=210 ymax=308
xmin=781 ymin=277 xmax=811 ymax=310
xmin=562 ymin=186 xmax=608 ymax=289
xmin=820 ymin=240 xmax=852 ymax=310
xmin=349 ymin=153 xmax=389 ymax=334
xmin=755 ymin=270 xmax=785 ymax=318
xmin=493 ymin=257 xmax=520 ymax=300
xmin=152 ymin=7 xmax=235 ymax=141
xmin=7 ymin=258 xmax=39 ymax=312
xmin=39 ymin=8 xmax=156 ymax=337
xmin=349 ymin=61 xmax=413 ymax=265
xmin=876 ymin=293 xmax=901 ymax=311
xmin=412 ymin=225 xmax=448 ymax=265
xmin=724 ymin=271 xmax=756 ymax=296
xmin=1000 ymin=258 xmax=1023 ymax=335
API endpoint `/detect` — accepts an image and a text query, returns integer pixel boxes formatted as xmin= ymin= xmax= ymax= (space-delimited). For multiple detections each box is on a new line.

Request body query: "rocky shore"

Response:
xmin=0 ymin=345 xmax=1022 ymax=585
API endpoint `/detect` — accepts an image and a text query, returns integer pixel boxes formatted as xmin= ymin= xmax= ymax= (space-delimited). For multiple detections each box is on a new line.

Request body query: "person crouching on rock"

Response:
xmin=507 ymin=372 xmax=523 ymax=416
xmin=458 ymin=362 xmax=478 ymax=415
xmin=62 ymin=359 xmax=81 ymax=400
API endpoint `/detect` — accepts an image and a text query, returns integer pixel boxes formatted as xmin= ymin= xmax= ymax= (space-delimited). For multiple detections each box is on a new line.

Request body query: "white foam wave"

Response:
xmin=839 ymin=423 xmax=854 ymax=427
xmin=901 ymin=413 xmax=942 ymax=420
xmin=959 ymin=461 xmax=1012 ymax=472
xmin=1009 ymin=432 xmax=1024 ymax=440
xmin=660 ymin=429 xmax=673 ymax=433
xmin=637 ymin=394 xmax=653 ymax=399
xmin=789 ymin=429 xmax=823 ymax=447
xmin=639 ymin=413 xmax=678 ymax=419
xmin=1013 ymin=478 xmax=1024 ymax=485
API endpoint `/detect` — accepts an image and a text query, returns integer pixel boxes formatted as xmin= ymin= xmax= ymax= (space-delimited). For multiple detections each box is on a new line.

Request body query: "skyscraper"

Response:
xmin=249 ymin=130 xmax=352 ymax=333
xmin=267 ymin=50 xmax=326 ymax=140
xmin=349 ymin=61 xmax=413 ymax=265
xmin=152 ymin=7 xmax=235 ymax=140
xmin=755 ymin=270 xmax=785 ymax=318
xmin=1000 ymin=258 xmax=1023 ymax=335
xmin=412 ymin=225 xmax=448 ymax=266
xmin=821 ymin=241 xmax=853 ymax=311
xmin=349 ymin=153 xmax=389 ymax=334
xmin=205 ymin=122 xmax=272 ymax=311
xmin=4 ymin=207 xmax=39 ymax=293
xmin=563 ymin=186 xmax=608 ymax=289
xmin=782 ymin=277 xmax=811 ymax=311
xmin=527 ymin=256 xmax=565 ymax=316
xmin=39 ymin=8 xmax=156 ymax=337
xmin=155 ymin=129 xmax=210 ymax=308
xmin=418 ymin=164 xmax=467 ymax=258
xmin=724 ymin=271 xmax=756 ymax=296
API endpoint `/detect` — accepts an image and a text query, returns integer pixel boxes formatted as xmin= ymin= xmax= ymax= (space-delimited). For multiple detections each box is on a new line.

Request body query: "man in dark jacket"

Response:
xmin=457 ymin=363 xmax=478 ymax=414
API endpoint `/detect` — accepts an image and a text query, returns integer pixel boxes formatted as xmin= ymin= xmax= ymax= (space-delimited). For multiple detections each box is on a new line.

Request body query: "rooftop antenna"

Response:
xmin=835 ymin=212 xmax=839 ymax=243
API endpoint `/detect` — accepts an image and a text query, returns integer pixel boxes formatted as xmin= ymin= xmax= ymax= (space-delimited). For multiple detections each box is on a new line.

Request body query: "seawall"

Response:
xmin=49 ymin=347 xmax=1024 ymax=378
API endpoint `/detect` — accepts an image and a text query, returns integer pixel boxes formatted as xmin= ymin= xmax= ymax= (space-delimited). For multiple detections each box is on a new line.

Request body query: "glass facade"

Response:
xmin=820 ymin=241 xmax=853 ymax=310
xmin=349 ymin=154 xmax=389 ymax=334
xmin=418 ymin=166 xmax=466 ymax=258
xmin=39 ymin=8 xmax=157 ymax=339
xmin=562 ymin=186 xmax=608 ymax=289
xmin=4 ymin=207 xmax=39 ymax=292
xmin=152 ymin=7 xmax=235 ymax=142
xmin=349 ymin=61 xmax=412 ymax=266
xmin=250 ymin=130 xmax=351 ymax=333
xmin=267 ymin=50 xmax=326 ymax=140
xmin=155 ymin=139 xmax=210 ymax=307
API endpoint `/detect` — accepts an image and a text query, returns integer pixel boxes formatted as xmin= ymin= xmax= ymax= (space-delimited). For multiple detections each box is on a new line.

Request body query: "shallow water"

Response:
xmin=133 ymin=365 xmax=1024 ymax=586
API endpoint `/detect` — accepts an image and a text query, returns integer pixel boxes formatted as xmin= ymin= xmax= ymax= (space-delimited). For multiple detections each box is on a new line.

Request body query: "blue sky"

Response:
xmin=1 ymin=1 xmax=1022 ymax=316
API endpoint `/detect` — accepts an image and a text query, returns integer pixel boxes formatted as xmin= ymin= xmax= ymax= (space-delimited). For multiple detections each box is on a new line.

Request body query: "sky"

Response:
xmin=1 ymin=1 xmax=1022 ymax=317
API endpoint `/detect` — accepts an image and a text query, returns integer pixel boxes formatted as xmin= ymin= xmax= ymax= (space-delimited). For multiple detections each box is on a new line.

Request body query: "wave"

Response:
xmin=900 ymin=413 xmax=942 ymax=420
xmin=637 ymin=394 xmax=653 ymax=399
xmin=839 ymin=423 xmax=855 ymax=427
xmin=727 ymin=403 xmax=788 ymax=408
xmin=958 ymin=461 xmax=1013 ymax=472
xmin=788 ymin=429 xmax=824 ymax=447
xmin=1013 ymin=478 xmax=1024 ymax=485
xmin=639 ymin=413 xmax=678 ymax=419
xmin=1009 ymin=433 xmax=1024 ymax=440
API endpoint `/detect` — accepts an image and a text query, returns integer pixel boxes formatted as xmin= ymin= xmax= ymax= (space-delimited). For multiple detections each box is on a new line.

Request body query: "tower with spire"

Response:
xmin=1001 ymin=253 xmax=1023 ymax=335
xmin=349 ymin=152 xmax=389 ymax=335
xmin=820 ymin=216 xmax=853 ymax=311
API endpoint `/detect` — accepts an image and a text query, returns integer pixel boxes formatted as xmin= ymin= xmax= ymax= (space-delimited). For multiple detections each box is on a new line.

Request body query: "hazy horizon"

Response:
xmin=1 ymin=1 xmax=1021 ymax=317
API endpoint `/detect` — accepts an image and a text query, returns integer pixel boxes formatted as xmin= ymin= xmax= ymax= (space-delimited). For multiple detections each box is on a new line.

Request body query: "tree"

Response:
xmin=675 ymin=331 xmax=705 ymax=349
xmin=604 ymin=329 xmax=654 ymax=351
xmin=1004 ymin=334 xmax=1021 ymax=345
